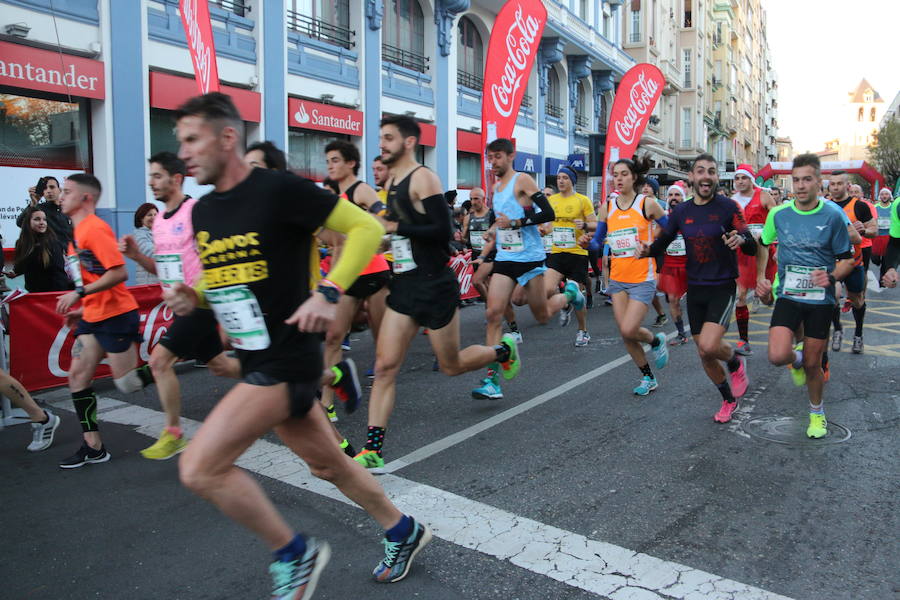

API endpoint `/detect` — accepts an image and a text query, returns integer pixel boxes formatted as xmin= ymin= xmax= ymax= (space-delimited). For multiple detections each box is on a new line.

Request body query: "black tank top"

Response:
xmin=387 ymin=166 xmax=449 ymax=276
xmin=344 ymin=180 xmax=363 ymax=207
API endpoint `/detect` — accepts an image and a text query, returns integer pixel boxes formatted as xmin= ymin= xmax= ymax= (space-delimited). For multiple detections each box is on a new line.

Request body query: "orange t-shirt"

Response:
xmin=67 ymin=214 xmax=138 ymax=323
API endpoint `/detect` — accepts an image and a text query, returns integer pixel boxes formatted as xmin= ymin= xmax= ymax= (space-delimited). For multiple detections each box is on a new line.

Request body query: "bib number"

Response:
xmin=783 ymin=265 xmax=826 ymax=301
xmin=65 ymin=254 xmax=83 ymax=287
xmin=667 ymin=235 xmax=686 ymax=257
xmin=470 ymin=230 xmax=485 ymax=251
xmin=552 ymin=226 xmax=577 ymax=249
xmin=499 ymin=229 xmax=524 ymax=253
xmin=747 ymin=223 xmax=764 ymax=240
xmin=878 ymin=217 xmax=891 ymax=231
xmin=542 ymin=234 xmax=553 ymax=252
xmin=608 ymin=227 xmax=639 ymax=258
xmin=206 ymin=285 xmax=271 ymax=350
xmin=390 ymin=235 xmax=417 ymax=273
xmin=155 ymin=253 xmax=185 ymax=286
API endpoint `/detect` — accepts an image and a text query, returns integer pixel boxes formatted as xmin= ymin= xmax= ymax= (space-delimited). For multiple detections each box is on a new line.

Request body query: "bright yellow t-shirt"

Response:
xmin=549 ymin=192 xmax=594 ymax=255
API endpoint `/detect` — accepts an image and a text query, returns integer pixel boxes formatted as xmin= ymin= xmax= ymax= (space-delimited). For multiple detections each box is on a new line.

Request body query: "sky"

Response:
xmin=763 ymin=0 xmax=898 ymax=153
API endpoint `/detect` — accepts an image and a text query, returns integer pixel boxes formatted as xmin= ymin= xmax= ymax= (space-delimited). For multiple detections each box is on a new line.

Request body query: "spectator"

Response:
xmin=132 ymin=203 xmax=159 ymax=284
xmin=5 ymin=205 xmax=71 ymax=292
xmin=244 ymin=140 xmax=288 ymax=172
xmin=16 ymin=176 xmax=72 ymax=242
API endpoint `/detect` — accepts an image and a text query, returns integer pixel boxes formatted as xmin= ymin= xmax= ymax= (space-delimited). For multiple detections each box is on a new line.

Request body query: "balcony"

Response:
xmin=213 ymin=0 xmax=245 ymax=16
xmin=382 ymin=44 xmax=429 ymax=73
xmin=521 ymin=94 xmax=533 ymax=109
xmin=457 ymin=70 xmax=483 ymax=91
xmin=286 ymin=10 xmax=354 ymax=50
xmin=629 ymin=32 xmax=642 ymax=44
xmin=546 ymin=103 xmax=564 ymax=119
xmin=148 ymin=0 xmax=256 ymax=63
xmin=575 ymin=113 xmax=590 ymax=129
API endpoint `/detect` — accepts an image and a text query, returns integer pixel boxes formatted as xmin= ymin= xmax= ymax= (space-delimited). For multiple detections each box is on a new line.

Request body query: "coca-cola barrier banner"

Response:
xmin=7 ymin=286 xmax=173 ymax=392
xmin=480 ymin=0 xmax=547 ymax=188
xmin=179 ymin=0 xmax=220 ymax=94
xmin=600 ymin=63 xmax=665 ymax=204
xmin=449 ymin=251 xmax=479 ymax=301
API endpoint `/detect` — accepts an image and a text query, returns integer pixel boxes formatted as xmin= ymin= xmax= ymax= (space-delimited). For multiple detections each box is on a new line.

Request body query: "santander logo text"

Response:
xmin=612 ymin=70 xmax=660 ymax=146
xmin=490 ymin=5 xmax=540 ymax=119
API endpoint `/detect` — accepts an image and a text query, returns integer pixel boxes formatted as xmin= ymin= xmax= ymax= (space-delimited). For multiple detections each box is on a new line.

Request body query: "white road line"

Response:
xmin=44 ymin=396 xmax=794 ymax=600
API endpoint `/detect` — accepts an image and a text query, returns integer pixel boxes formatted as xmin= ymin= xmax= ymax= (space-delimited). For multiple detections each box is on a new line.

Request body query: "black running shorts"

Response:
xmin=770 ymin=298 xmax=833 ymax=340
xmin=243 ymin=372 xmax=318 ymax=418
xmin=546 ymin=253 xmax=590 ymax=286
xmin=75 ymin=310 xmax=143 ymax=354
xmin=159 ymin=308 xmax=224 ymax=363
xmin=686 ymin=281 xmax=736 ymax=335
xmin=387 ymin=268 xmax=459 ymax=330
xmin=345 ymin=270 xmax=390 ymax=299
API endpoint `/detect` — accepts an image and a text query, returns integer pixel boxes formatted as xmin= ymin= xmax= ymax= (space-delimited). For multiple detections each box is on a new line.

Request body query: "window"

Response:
xmin=714 ymin=21 xmax=723 ymax=45
xmin=714 ymin=60 xmax=722 ymax=84
xmin=546 ymin=68 xmax=564 ymax=119
xmin=577 ymin=0 xmax=588 ymax=20
xmin=858 ymin=107 xmax=864 ymax=121
xmin=681 ymin=107 xmax=692 ymax=147
xmin=683 ymin=0 xmax=692 ymax=27
xmin=287 ymin=0 xmax=352 ymax=48
xmin=383 ymin=0 xmax=426 ymax=72
xmin=457 ymin=152 xmax=480 ymax=188
xmin=871 ymin=107 xmax=876 ymax=122
xmin=683 ymin=49 xmax=692 ymax=88
xmin=575 ymin=81 xmax=589 ymax=129
xmin=457 ymin=17 xmax=484 ymax=90
xmin=864 ymin=90 xmax=873 ymax=102
xmin=0 ymin=90 xmax=90 ymax=170
xmin=603 ymin=8 xmax=612 ymax=39
xmin=288 ymin=130 xmax=351 ymax=181
xmin=714 ymin=100 xmax=722 ymax=125
xmin=210 ymin=0 xmax=246 ymax=17
xmin=742 ymin=55 xmax=752 ymax=76
xmin=629 ymin=5 xmax=641 ymax=43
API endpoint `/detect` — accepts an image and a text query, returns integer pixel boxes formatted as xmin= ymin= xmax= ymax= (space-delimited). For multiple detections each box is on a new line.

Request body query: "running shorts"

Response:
xmin=844 ymin=265 xmax=866 ymax=294
xmin=74 ymin=309 xmax=142 ymax=354
xmin=159 ymin=308 xmax=224 ymax=362
xmin=387 ymin=268 xmax=459 ymax=330
xmin=345 ymin=270 xmax=390 ymax=299
xmin=243 ymin=372 xmax=317 ymax=418
xmin=770 ymin=297 xmax=832 ymax=340
xmin=686 ymin=282 xmax=736 ymax=335
xmin=546 ymin=253 xmax=590 ymax=286
xmin=657 ymin=264 xmax=688 ymax=298
xmin=492 ymin=260 xmax=547 ymax=287
xmin=607 ymin=279 xmax=657 ymax=305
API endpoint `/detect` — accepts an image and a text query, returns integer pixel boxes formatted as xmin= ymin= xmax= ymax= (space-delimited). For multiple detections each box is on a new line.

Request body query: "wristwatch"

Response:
xmin=75 ymin=285 xmax=86 ymax=297
xmin=316 ymin=283 xmax=341 ymax=304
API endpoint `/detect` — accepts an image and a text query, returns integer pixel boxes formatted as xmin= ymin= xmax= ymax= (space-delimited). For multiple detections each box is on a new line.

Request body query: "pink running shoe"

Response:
xmin=714 ymin=400 xmax=738 ymax=423
xmin=729 ymin=357 xmax=749 ymax=398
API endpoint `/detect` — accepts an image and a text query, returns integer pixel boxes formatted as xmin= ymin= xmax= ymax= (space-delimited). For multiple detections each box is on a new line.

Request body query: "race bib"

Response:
xmin=390 ymin=235 xmax=417 ymax=273
xmin=155 ymin=253 xmax=184 ymax=286
xmin=552 ymin=226 xmax=577 ymax=249
xmin=878 ymin=217 xmax=891 ymax=231
xmin=470 ymin=230 xmax=485 ymax=251
xmin=667 ymin=235 xmax=686 ymax=257
xmin=747 ymin=223 xmax=764 ymax=240
xmin=542 ymin=234 xmax=553 ymax=252
xmin=206 ymin=285 xmax=271 ymax=350
xmin=65 ymin=254 xmax=83 ymax=287
xmin=608 ymin=226 xmax=639 ymax=258
xmin=783 ymin=265 xmax=826 ymax=301
xmin=499 ymin=229 xmax=524 ymax=253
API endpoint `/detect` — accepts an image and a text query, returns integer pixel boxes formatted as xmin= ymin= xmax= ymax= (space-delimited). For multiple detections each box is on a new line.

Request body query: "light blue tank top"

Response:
xmin=493 ymin=173 xmax=546 ymax=263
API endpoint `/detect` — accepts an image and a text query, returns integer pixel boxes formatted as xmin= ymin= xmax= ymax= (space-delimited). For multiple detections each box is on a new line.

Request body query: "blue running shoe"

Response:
xmin=471 ymin=377 xmax=503 ymax=400
xmin=341 ymin=335 xmax=351 ymax=351
xmin=565 ymin=281 xmax=586 ymax=311
xmin=373 ymin=519 xmax=432 ymax=583
xmin=633 ymin=375 xmax=659 ymax=396
xmin=651 ymin=332 xmax=669 ymax=370
xmin=269 ymin=537 xmax=331 ymax=600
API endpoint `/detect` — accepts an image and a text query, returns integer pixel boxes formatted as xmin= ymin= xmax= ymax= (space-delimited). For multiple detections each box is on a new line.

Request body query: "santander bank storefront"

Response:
xmin=288 ymin=97 xmax=364 ymax=181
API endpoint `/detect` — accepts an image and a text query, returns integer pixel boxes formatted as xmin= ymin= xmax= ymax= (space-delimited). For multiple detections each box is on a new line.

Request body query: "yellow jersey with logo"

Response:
xmin=548 ymin=192 xmax=594 ymax=256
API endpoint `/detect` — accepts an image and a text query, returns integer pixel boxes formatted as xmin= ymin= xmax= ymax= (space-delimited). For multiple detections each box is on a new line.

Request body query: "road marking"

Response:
xmin=43 ymin=396 xmax=794 ymax=600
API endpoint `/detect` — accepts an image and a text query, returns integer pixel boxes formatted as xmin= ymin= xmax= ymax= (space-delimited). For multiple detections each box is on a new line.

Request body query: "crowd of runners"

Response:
xmin=4 ymin=91 xmax=900 ymax=599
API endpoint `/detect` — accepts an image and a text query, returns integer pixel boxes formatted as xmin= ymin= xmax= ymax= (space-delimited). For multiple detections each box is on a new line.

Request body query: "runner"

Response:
xmin=165 ymin=93 xmax=430 ymax=596
xmin=871 ymin=187 xmax=895 ymax=286
xmin=637 ymin=154 xmax=756 ymax=422
xmin=0 ymin=368 xmax=60 ymax=451
xmin=656 ymin=181 xmax=690 ymax=345
xmin=641 ymin=177 xmax=668 ymax=328
xmin=880 ymin=195 xmax=900 ymax=288
xmin=589 ymin=156 xmax=669 ymax=396
xmin=56 ymin=173 xmax=154 ymax=468
xmin=120 ymin=152 xmax=241 ymax=460
xmin=463 ymin=187 xmax=494 ymax=302
xmin=731 ymin=164 xmax=775 ymax=356
xmin=545 ymin=165 xmax=596 ymax=347
xmin=756 ymin=153 xmax=855 ymax=438
xmin=356 ymin=118 xmax=522 ymax=467
xmin=827 ymin=171 xmax=877 ymax=354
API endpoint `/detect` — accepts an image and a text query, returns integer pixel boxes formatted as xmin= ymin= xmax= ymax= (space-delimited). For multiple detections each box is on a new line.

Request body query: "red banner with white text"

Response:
xmin=600 ymin=63 xmax=665 ymax=203
xmin=5 ymin=286 xmax=173 ymax=392
xmin=449 ymin=251 xmax=480 ymax=300
xmin=179 ymin=0 xmax=221 ymax=94
xmin=480 ymin=0 xmax=547 ymax=189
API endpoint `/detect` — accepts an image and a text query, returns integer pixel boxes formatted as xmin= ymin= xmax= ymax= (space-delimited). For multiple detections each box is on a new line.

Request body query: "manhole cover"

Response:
xmin=741 ymin=415 xmax=851 ymax=446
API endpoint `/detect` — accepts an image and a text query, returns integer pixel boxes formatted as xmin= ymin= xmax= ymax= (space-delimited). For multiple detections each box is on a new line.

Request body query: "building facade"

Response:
xmin=0 ymin=0 xmax=635 ymax=266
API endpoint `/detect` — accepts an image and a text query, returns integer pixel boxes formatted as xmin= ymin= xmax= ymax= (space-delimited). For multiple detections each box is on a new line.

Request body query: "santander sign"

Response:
xmin=179 ymin=0 xmax=220 ymax=94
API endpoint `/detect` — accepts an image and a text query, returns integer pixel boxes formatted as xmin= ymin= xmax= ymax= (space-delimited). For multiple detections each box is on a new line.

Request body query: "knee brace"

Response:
xmin=72 ymin=388 xmax=98 ymax=432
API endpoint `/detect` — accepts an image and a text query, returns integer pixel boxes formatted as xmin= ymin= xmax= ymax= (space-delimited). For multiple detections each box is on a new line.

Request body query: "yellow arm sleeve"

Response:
xmin=321 ymin=198 xmax=384 ymax=291
xmin=192 ymin=276 xmax=210 ymax=309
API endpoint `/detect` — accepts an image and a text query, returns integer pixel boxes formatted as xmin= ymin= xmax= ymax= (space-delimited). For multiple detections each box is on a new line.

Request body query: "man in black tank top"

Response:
xmin=462 ymin=187 xmax=496 ymax=300
xmin=352 ymin=116 xmax=522 ymax=472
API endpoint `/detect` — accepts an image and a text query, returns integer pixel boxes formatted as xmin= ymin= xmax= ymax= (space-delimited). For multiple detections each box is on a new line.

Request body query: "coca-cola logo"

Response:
xmin=490 ymin=5 xmax=540 ymax=119
xmin=612 ymin=70 xmax=660 ymax=146
xmin=181 ymin=0 xmax=215 ymax=94
xmin=448 ymin=252 xmax=474 ymax=295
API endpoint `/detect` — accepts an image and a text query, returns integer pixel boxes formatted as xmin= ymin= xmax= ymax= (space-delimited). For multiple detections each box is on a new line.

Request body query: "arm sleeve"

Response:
xmin=884 ymin=236 xmax=900 ymax=271
xmin=395 ymin=194 xmax=453 ymax=242
xmin=521 ymin=192 xmax=555 ymax=226
xmin=855 ymin=201 xmax=873 ymax=222
xmin=588 ymin=221 xmax=608 ymax=252
xmin=321 ymin=198 xmax=385 ymax=291
xmin=730 ymin=206 xmax=757 ymax=256
xmin=760 ymin=209 xmax=777 ymax=247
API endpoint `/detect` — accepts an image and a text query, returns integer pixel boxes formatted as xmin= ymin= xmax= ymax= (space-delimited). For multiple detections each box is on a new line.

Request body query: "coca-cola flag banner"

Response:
xmin=6 ymin=286 xmax=174 ymax=392
xmin=179 ymin=0 xmax=220 ymax=94
xmin=481 ymin=0 xmax=547 ymax=189
xmin=600 ymin=63 xmax=665 ymax=203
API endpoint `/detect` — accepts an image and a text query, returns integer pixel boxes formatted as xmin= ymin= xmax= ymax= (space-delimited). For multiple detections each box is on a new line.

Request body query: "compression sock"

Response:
xmin=365 ymin=426 xmax=385 ymax=455
xmin=852 ymin=303 xmax=866 ymax=337
xmin=674 ymin=318 xmax=686 ymax=337
xmin=716 ymin=380 xmax=735 ymax=402
xmin=832 ymin=305 xmax=843 ymax=331
xmin=726 ymin=352 xmax=742 ymax=373
xmin=72 ymin=388 xmax=98 ymax=432
xmin=735 ymin=305 xmax=750 ymax=341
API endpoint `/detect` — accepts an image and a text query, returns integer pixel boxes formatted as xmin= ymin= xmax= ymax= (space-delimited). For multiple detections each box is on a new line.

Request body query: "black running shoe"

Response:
xmin=59 ymin=443 xmax=111 ymax=469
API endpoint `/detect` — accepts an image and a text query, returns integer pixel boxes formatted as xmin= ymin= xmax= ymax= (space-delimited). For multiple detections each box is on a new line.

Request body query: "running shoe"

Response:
xmin=749 ymin=294 xmax=761 ymax=314
xmin=373 ymin=518 xmax=432 ymax=583
xmin=325 ymin=405 xmax=338 ymax=423
xmin=633 ymin=375 xmax=658 ymax=395
xmin=269 ymin=537 xmax=331 ymax=600
xmin=651 ymin=333 xmax=669 ymax=370
xmin=729 ymin=356 xmax=749 ymax=398
xmin=831 ymin=329 xmax=843 ymax=352
xmin=840 ymin=300 xmax=852 ymax=313
xmin=604 ymin=296 xmax=613 ymax=306
xmin=734 ymin=340 xmax=753 ymax=356
xmin=341 ymin=335 xmax=351 ymax=351
xmin=565 ymin=281 xmax=586 ymax=311
xmin=713 ymin=400 xmax=738 ymax=423
xmin=194 ymin=360 xmax=207 ymax=368
xmin=789 ymin=343 xmax=806 ymax=387
xmin=27 ymin=410 xmax=60 ymax=452
xmin=332 ymin=358 xmax=362 ymax=415
xmin=506 ymin=330 xmax=523 ymax=344
xmin=574 ymin=330 xmax=590 ymax=347
xmin=669 ymin=332 xmax=689 ymax=346
xmin=366 ymin=366 xmax=375 ymax=379
xmin=499 ymin=334 xmax=521 ymax=380
xmin=652 ymin=314 xmax=668 ymax=328
xmin=140 ymin=429 xmax=187 ymax=460
xmin=471 ymin=377 xmax=503 ymax=400
xmin=807 ymin=413 xmax=828 ymax=439
xmin=353 ymin=448 xmax=385 ymax=471
xmin=559 ymin=303 xmax=574 ymax=327
xmin=851 ymin=335 xmax=863 ymax=354
xmin=59 ymin=443 xmax=110 ymax=469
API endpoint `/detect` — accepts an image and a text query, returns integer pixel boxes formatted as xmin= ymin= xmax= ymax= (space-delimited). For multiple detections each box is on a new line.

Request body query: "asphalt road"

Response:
xmin=2 ymin=285 xmax=898 ymax=600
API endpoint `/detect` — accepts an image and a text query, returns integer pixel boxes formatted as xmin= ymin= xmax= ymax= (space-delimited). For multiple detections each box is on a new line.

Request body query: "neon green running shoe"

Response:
xmin=354 ymin=448 xmax=385 ymax=470
xmin=499 ymin=334 xmax=520 ymax=381
xmin=789 ymin=342 xmax=806 ymax=387
xmin=807 ymin=413 xmax=827 ymax=439
xmin=140 ymin=429 xmax=187 ymax=460
xmin=325 ymin=404 xmax=338 ymax=423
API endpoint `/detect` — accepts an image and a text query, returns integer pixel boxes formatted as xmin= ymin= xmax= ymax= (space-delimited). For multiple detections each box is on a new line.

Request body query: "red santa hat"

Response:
xmin=735 ymin=164 xmax=756 ymax=180
xmin=670 ymin=180 xmax=687 ymax=196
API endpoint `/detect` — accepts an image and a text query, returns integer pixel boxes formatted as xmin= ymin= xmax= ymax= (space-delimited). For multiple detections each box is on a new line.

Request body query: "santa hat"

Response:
xmin=670 ymin=180 xmax=687 ymax=196
xmin=735 ymin=164 xmax=756 ymax=180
